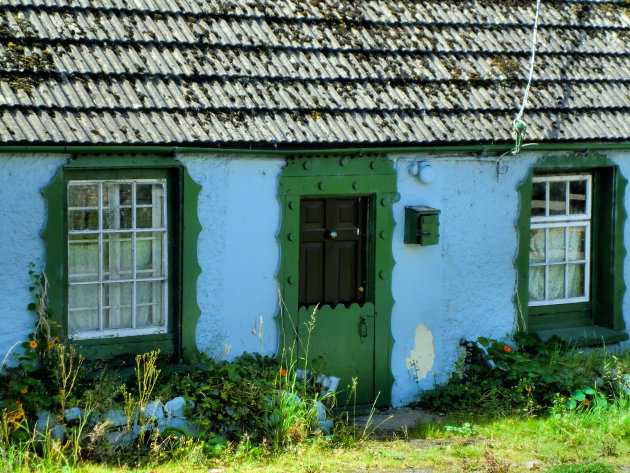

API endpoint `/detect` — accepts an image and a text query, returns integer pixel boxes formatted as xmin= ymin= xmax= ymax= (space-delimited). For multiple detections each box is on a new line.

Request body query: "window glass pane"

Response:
xmin=69 ymin=209 xmax=98 ymax=231
xmin=68 ymin=285 xmax=98 ymax=332
xmin=531 ymin=182 xmax=546 ymax=217
xmin=529 ymin=229 xmax=545 ymax=263
xmin=568 ymin=227 xmax=586 ymax=261
xmin=549 ymin=181 xmax=566 ymax=216
xmin=68 ymin=184 xmax=98 ymax=207
xmin=103 ymin=234 xmax=132 ymax=280
xmin=567 ymin=264 xmax=585 ymax=298
xmin=137 ymin=208 xmax=153 ymax=229
xmin=119 ymin=184 xmax=132 ymax=205
xmin=548 ymin=228 xmax=565 ymax=262
xmin=69 ymin=234 xmax=98 ymax=282
xmin=136 ymin=184 xmax=153 ymax=205
xmin=137 ymin=232 xmax=164 ymax=277
xmin=548 ymin=265 xmax=565 ymax=300
xmin=529 ymin=266 xmax=545 ymax=301
xmin=103 ymin=283 xmax=132 ymax=329
xmin=569 ymin=180 xmax=587 ymax=215
xmin=103 ymin=183 xmax=132 ymax=229
xmin=137 ymin=281 xmax=164 ymax=328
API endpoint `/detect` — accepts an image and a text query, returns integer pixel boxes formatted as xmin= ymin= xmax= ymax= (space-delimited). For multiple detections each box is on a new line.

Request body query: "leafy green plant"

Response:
xmin=547 ymin=463 xmax=614 ymax=473
xmin=418 ymin=333 xmax=629 ymax=415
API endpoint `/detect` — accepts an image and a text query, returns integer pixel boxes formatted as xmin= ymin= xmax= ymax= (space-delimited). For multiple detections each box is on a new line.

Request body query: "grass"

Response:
xmin=4 ymin=401 xmax=630 ymax=473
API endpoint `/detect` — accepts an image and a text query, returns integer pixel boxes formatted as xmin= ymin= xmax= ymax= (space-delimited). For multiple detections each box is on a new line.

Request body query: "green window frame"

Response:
xmin=42 ymin=154 xmax=202 ymax=360
xmin=515 ymin=154 xmax=628 ymax=345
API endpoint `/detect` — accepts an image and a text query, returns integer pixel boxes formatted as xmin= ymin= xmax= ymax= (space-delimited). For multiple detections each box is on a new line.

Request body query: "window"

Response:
xmin=515 ymin=156 xmax=628 ymax=345
xmin=67 ymin=179 xmax=168 ymax=339
xmin=42 ymin=154 xmax=203 ymax=360
xmin=528 ymin=174 xmax=591 ymax=306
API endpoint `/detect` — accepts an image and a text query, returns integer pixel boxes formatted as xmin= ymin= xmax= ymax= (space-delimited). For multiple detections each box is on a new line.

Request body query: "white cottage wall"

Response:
xmin=0 ymin=154 xmax=69 ymax=360
xmin=178 ymin=154 xmax=283 ymax=360
xmin=390 ymin=153 xmax=539 ymax=405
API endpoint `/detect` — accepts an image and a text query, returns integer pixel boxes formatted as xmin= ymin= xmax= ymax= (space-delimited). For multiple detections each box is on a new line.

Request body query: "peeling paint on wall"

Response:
xmin=406 ymin=324 xmax=436 ymax=380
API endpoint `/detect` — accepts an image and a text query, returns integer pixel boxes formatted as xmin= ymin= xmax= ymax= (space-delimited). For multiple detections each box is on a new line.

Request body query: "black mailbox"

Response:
xmin=404 ymin=206 xmax=440 ymax=245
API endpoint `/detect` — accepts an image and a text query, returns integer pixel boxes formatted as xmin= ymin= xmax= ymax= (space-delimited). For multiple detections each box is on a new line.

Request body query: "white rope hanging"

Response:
xmin=511 ymin=0 xmax=542 ymax=155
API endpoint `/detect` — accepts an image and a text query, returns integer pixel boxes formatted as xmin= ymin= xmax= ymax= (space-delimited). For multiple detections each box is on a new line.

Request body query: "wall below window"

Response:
xmin=177 ymin=154 xmax=283 ymax=360
xmin=0 ymin=154 xmax=68 ymax=362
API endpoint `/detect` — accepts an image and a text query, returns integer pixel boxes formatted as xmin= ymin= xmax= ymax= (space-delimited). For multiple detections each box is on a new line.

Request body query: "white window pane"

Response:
xmin=68 ymin=184 xmax=98 ymax=207
xmin=137 ymin=281 xmax=164 ymax=328
xmin=568 ymin=264 xmax=585 ymax=298
xmin=68 ymin=285 xmax=99 ymax=332
xmin=136 ymin=232 xmax=164 ymax=276
xmin=69 ymin=309 xmax=99 ymax=333
xmin=103 ymin=234 xmax=133 ymax=280
xmin=104 ymin=283 xmax=132 ymax=329
xmin=531 ymin=182 xmax=546 ymax=217
xmin=549 ymin=181 xmax=566 ymax=216
xmin=69 ymin=209 xmax=98 ymax=231
xmin=69 ymin=234 xmax=99 ymax=282
xmin=548 ymin=265 xmax=565 ymax=300
xmin=529 ymin=229 xmax=545 ymax=263
xmin=548 ymin=228 xmax=565 ymax=262
xmin=529 ymin=266 xmax=545 ymax=301
xmin=569 ymin=180 xmax=587 ymax=215
xmin=568 ymin=227 xmax=586 ymax=261
xmin=137 ymin=184 xmax=164 ymax=229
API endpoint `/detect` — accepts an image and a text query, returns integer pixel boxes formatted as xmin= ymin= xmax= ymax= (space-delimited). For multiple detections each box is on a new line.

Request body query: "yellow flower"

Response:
xmin=47 ymin=340 xmax=54 ymax=349
xmin=20 ymin=387 xmax=28 ymax=394
xmin=54 ymin=335 xmax=60 ymax=342
xmin=13 ymin=422 xmax=20 ymax=429
xmin=583 ymin=398 xmax=590 ymax=406
xmin=29 ymin=340 xmax=38 ymax=349
xmin=15 ymin=401 xmax=21 ymax=409
xmin=16 ymin=409 xmax=24 ymax=418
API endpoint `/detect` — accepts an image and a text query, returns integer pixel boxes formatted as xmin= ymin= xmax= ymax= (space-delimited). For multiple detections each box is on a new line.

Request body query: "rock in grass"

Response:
xmin=143 ymin=400 xmax=165 ymax=421
xmin=104 ymin=409 xmax=127 ymax=427
xmin=35 ymin=410 xmax=54 ymax=431
xmin=64 ymin=407 xmax=82 ymax=422
xmin=164 ymin=397 xmax=194 ymax=418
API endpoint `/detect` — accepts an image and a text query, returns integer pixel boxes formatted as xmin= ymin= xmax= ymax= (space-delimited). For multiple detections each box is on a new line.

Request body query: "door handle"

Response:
xmin=359 ymin=315 xmax=368 ymax=339
xmin=329 ymin=231 xmax=338 ymax=239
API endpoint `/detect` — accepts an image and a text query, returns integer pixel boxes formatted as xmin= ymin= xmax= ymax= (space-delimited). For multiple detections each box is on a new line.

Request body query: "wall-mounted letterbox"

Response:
xmin=404 ymin=206 xmax=440 ymax=246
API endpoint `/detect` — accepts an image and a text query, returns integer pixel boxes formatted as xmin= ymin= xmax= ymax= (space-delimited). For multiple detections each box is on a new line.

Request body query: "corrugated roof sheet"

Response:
xmin=1 ymin=0 xmax=629 ymax=146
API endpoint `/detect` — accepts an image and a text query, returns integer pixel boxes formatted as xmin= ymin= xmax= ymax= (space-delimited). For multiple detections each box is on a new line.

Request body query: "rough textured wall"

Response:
xmin=0 ymin=154 xmax=68 ymax=361
xmin=178 ymin=154 xmax=283 ymax=359
xmin=390 ymin=153 xmax=536 ymax=405
xmin=390 ymin=151 xmax=630 ymax=406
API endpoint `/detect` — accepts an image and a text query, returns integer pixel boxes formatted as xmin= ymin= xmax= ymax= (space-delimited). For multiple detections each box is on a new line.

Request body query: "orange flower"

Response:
xmin=54 ymin=336 xmax=60 ymax=342
xmin=583 ymin=398 xmax=590 ymax=406
xmin=29 ymin=340 xmax=38 ymax=349
xmin=16 ymin=409 xmax=24 ymax=418
xmin=20 ymin=387 xmax=28 ymax=394
xmin=12 ymin=422 xmax=20 ymax=429
xmin=15 ymin=401 xmax=22 ymax=409
xmin=503 ymin=345 xmax=511 ymax=353
xmin=47 ymin=340 xmax=54 ymax=349
xmin=280 ymin=369 xmax=287 ymax=377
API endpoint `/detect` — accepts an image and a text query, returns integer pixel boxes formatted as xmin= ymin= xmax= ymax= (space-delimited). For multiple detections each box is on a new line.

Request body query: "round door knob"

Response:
xmin=329 ymin=231 xmax=338 ymax=239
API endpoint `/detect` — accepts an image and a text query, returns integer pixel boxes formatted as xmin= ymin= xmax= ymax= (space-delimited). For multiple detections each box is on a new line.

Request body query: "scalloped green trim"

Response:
xmin=40 ymin=154 xmax=202 ymax=360
xmin=515 ymin=153 xmax=627 ymax=334
xmin=180 ymin=166 xmax=202 ymax=361
xmin=277 ymin=154 xmax=397 ymax=406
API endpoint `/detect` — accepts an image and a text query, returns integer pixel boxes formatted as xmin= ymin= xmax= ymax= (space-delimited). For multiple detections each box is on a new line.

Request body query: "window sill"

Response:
xmin=534 ymin=326 xmax=629 ymax=347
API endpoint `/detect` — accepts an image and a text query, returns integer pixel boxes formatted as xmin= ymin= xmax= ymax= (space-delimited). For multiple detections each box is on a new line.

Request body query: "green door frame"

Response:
xmin=277 ymin=155 xmax=398 ymax=407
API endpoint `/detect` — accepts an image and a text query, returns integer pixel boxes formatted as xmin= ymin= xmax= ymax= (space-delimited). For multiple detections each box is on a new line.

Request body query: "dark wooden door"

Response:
xmin=297 ymin=197 xmax=374 ymax=404
xmin=299 ymin=197 xmax=367 ymax=307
